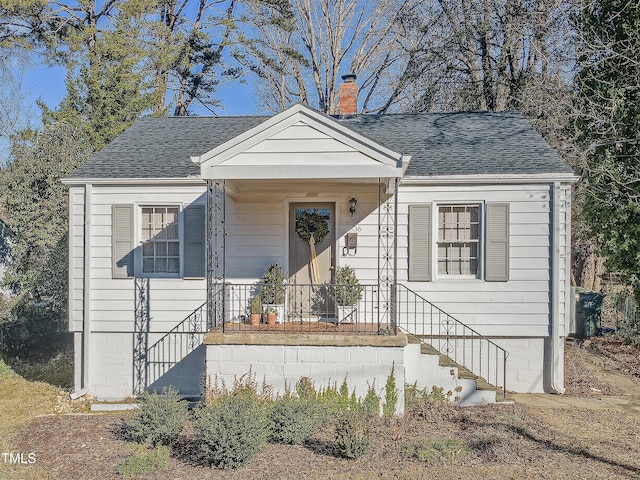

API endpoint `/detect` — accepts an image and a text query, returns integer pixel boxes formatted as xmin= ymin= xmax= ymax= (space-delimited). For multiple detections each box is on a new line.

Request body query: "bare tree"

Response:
xmin=392 ymin=0 xmax=577 ymax=113
xmin=242 ymin=0 xmax=411 ymax=114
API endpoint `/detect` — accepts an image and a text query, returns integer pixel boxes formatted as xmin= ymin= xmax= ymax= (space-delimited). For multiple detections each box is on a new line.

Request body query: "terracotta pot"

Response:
xmin=267 ymin=312 xmax=277 ymax=326
xmin=250 ymin=313 xmax=260 ymax=326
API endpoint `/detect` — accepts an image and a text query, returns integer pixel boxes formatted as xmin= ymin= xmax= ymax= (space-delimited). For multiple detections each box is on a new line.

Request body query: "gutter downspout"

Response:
xmin=549 ymin=181 xmax=565 ymax=394
xmin=72 ymin=183 xmax=92 ymax=399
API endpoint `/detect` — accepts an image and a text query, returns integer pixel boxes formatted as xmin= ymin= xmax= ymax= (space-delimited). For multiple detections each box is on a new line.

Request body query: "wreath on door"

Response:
xmin=295 ymin=212 xmax=330 ymax=243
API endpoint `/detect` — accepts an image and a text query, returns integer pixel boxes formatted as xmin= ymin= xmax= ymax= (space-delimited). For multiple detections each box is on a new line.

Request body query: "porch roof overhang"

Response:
xmin=191 ymin=104 xmax=408 ymax=181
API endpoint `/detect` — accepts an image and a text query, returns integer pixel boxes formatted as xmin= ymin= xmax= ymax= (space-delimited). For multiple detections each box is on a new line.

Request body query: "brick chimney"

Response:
xmin=338 ymin=74 xmax=358 ymax=117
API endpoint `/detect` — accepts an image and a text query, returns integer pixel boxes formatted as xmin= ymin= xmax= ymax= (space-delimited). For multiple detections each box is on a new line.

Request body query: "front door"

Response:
xmin=289 ymin=203 xmax=335 ymax=320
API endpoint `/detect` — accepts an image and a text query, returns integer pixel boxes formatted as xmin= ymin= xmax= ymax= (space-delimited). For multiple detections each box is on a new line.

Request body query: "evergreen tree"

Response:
xmin=574 ymin=0 xmax=640 ymax=293
xmin=43 ymin=15 xmax=157 ymax=150
xmin=0 ymin=123 xmax=91 ymax=312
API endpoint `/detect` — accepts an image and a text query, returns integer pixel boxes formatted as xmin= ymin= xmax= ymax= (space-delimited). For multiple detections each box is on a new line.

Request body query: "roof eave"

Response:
xmin=401 ymin=172 xmax=578 ymax=185
xmin=61 ymin=176 xmax=205 ymax=186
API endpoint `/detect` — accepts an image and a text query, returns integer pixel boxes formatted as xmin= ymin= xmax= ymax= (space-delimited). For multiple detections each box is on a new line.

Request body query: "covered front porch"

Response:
xmin=204 ymin=178 xmax=400 ymax=336
xmin=190 ymin=104 xmax=408 ymax=336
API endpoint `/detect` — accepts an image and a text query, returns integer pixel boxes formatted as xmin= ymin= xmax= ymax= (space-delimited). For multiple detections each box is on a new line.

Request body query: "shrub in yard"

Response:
xmin=269 ymin=394 xmax=323 ymax=444
xmin=317 ymin=377 xmax=359 ymax=416
xmin=295 ymin=376 xmax=317 ymax=400
xmin=6 ymin=351 xmax=73 ymax=388
xmin=193 ymin=389 xmax=269 ymax=469
xmin=404 ymin=383 xmax=457 ymax=422
xmin=333 ymin=411 xmax=370 ymax=459
xmin=382 ymin=363 xmax=398 ymax=417
xmin=117 ymin=444 xmax=170 ymax=476
xmin=361 ymin=382 xmax=380 ymax=418
xmin=402 ymin=438 xmax=468 ymax=463
xmin=127 ymin=387 xmax=188 ymax=446
xmin=0 ymin=358 xmax=14 ymax=378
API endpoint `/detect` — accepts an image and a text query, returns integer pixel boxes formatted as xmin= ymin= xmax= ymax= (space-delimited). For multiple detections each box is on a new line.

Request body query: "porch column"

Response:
xmin=206 ymin=180 xmax=226 ymax=330
xmin=378 ymin=177 xmax=399 ymax=334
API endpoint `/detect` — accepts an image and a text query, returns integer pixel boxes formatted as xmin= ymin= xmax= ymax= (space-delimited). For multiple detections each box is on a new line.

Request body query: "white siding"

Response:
xmin=78 ymin=178 xmax=571 ymax=398
xmin=395 ymin=184 xmax=555 ymax=337
xmin=559 ymin=183 xmax=572 ymax=337
xmin=69 ymin=186 xmax=85 ymax=332
xmin=224 ymin=182 xmax=384 ymax=285
xmin=88 ymin=185 xmax=207 ymax=333
xmin=203 ymin=121 xmax=400 ymax=179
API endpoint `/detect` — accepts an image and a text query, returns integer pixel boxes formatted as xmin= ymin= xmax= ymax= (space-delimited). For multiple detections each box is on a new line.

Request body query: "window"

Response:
xmin=437 ymin=205 xmax=479 ymax=276
xmin=141 ymin=206 xmax=180 ymax=275
xmin=408 ymin=202 xmax=509 ymax=282
xmin=112 ymin=203 xmax=205 ymax=279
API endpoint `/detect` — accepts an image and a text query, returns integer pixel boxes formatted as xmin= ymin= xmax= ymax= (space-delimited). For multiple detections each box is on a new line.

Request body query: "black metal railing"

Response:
xmin=396 ymin=284 xmax=508 ymax=396
xmin=213 ymin=283 xmax=388 ymax=334
xmin=146 ymin=302 xmax=207 ymax=388
xmin=144 ymin=283 xmax=507 ymax=395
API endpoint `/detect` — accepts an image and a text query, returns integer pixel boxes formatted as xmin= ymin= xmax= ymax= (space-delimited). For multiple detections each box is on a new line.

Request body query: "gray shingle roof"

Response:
xmin=67 ymin=110 xmax=572 ymax=179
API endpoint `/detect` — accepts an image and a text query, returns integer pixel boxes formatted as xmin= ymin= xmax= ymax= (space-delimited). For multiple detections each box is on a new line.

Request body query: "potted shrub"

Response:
xmin=260 ymin=263 xmax=286 ymax=321
xmin=266 ymin=306 xmax=277 ymax=326
xmin=250 ymin=296 xmax=262 ymax=326
xmin=332 ymin=265 xmax=363 ymax=323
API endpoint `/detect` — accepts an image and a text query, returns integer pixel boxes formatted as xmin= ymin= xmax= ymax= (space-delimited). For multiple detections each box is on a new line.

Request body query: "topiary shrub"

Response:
xmin=259 ymin=263 xmax=286 ymax=305
xmin=193 ymin=389 xmax=269 ymax=469
xmin=331 ymin=265 xmax=363 ymax=306
xmin=269 ymin=394 xmax=323 ymax=444
xmin=127 ymin=387 xmax=188 ymax=446
xmin=333 ymin=411 xmax=371 ymax=459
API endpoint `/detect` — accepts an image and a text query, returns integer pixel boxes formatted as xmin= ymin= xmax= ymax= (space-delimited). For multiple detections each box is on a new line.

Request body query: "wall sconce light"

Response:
xmin=349 ymin=197 xmax=358 ymax=217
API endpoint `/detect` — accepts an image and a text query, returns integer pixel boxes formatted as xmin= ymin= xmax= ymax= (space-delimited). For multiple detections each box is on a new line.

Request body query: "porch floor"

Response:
xmin=215 ymin=321 xmax=393 ymax=335
xmin=204 ymin=329 xmax=407 ymax=347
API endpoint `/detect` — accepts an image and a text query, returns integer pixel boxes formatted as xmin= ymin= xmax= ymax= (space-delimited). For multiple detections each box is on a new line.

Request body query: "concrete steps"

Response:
xmin=406 ymin=334 xmax=505 ymax=406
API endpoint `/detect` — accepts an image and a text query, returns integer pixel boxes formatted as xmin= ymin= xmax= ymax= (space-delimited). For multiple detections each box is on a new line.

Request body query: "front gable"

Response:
xmin=191 ymin=104 xmax=409 ymax=180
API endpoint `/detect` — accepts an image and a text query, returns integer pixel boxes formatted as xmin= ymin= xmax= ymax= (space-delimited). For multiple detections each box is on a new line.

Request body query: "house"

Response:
xmin=62 ymin=78 xmax=576 ymax=406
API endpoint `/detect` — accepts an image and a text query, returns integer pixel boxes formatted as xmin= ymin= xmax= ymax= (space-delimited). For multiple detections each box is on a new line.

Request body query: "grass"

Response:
xmin=0 ymin=358 xmax=61 ymax=480
xmin=117 ymin=444 xmax=170 ymax=477
xmin=402 ymin=438 xmax=469 ymax=463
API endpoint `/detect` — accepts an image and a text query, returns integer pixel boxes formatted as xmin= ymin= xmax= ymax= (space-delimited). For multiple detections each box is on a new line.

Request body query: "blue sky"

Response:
xmin=0 ymin=63 xmax=261 ymax=165
xmin=21 ymin=62 xmax=262 ymax=120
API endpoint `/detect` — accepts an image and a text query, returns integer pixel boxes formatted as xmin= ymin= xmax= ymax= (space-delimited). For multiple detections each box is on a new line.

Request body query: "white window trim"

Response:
xmin=432 ymin=201 xmax=484 ymax=281
xmin=135 ymin=203 xmax=184 ymax=278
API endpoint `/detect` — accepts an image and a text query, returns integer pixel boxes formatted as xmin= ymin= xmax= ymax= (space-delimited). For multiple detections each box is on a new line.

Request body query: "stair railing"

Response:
xmin=396 ymin=284 xmax=508 ymax=397
xmin=145 ymin=302 xmax=207 ymax=388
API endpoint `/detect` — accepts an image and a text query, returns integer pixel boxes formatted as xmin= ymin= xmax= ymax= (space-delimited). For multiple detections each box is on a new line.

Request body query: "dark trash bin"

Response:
xmin=575 ymin=290 xmax=604 ymax=339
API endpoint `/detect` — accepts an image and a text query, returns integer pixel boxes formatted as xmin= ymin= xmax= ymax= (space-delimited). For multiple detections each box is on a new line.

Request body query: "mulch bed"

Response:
xmin=12 ymin=400 xmax=640 ymax=479
xmin=9 ymin=338 xmax=640 ymax=479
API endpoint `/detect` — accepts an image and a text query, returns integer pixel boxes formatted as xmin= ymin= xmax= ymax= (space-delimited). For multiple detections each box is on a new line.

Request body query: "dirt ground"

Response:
xmin=4 ymin=337 xmax=640 ymax=480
